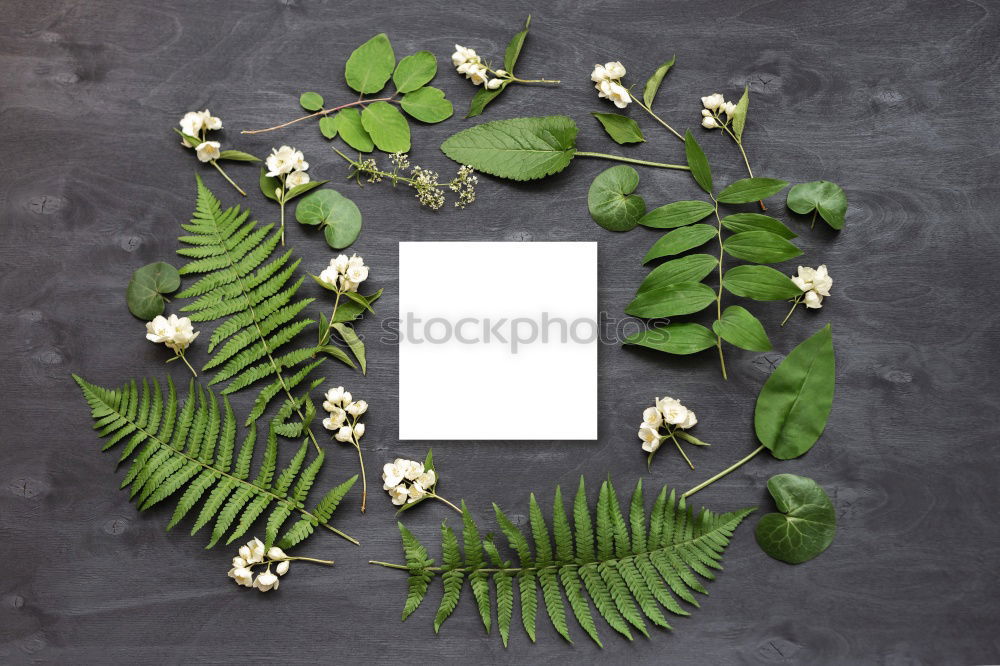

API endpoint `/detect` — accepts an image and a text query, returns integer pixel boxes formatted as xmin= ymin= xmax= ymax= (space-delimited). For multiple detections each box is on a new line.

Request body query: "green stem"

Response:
xmin=629 ymin=93 xmax=684 ymax=141
xmin=510 ymin=76 xmax=560 ymax=84
xmin=177 ymin=351 xmax=198 ymax=378
xmin=242 ymin=97 xmax=395 ymax=135
xmin=574 ymin=151 xmax=690 ymax=171
xmin=430 ymin=493 xmax=463 ymax=514
xmin=279 ymin=197 xmax=286 ymax=246
xmin=210 ymin=160 xmax=247 ymax=197
xmin=253 ymin=555 xmax=335 ymax=568
xmin=669 ymin=431 xmax=695 ymax=470
xmin=711 ymin=200 xmax=728 ymax=380
xmin=781 ymin=296 xmax=802 ymax=327
xmin=720 ymin=122 xmax=765 ymax=211
xmin=681 ymin=445 xmax=766 ymax=499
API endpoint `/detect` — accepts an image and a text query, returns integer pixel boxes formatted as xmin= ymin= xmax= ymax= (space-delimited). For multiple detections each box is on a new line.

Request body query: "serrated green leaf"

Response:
xmin=712 ymin=305 xmax=772 ymax=351
xmin=755 ymin=474 xmax=836 ymax=564
xmin=716 ymin=177 xmax=788 ymax=204
xmin=441 ymin=115 xmax=578 ymax=181
xmin=642 ymin=224 xmax=717 ymax=263
xmin=361 ymin=101 xmax=411 ymax=153
xmin=401 ymin=86 xmax=454 ymax=123
xmin=336 ymin=108 xmax=375 ymax=152
xmin=591 ymin=112 xmax=645 ymax=144
xmin=723 ymin=231 xmax=802 ymax=264
xmin=624 ymin=323 xmax=717 ymax=355
xmin=345 ymin=33 xmax=395 ymax=94
xmin=638 ymin=200 xmax=715 ymax=229
xmin=720 ymin=213 xmax=797 ymax=239
xmin=684 ymin=130 xmax=712 ymax=194
xmin=722 ymin=265 xmax=802 ymax=300
xmin=625 ymin=282 xmax=717 ymax=318
xmin=299 ymin=92 xmax=324 ymax=111
xmin=786 ymin=181 xmax=847 ymax=230
xmin=588 ymin=165 xmax=645 ymax=231
xmin=393 ymin=51 xmax=437 ymax=93
xmin=642 ymin=56 xmax=676 ymax=108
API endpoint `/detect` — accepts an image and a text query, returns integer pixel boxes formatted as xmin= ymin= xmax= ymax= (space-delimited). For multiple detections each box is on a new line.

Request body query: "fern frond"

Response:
xmin=378 ymin=476 xmax=753 ymax=647
xmin=175 ymin=176 xmax=324 ymax=438
xmin=74 ymin=374 xmax=358 ymax=549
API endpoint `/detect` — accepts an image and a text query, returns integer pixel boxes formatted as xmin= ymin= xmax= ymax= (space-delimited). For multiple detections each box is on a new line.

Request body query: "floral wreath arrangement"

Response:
xmin=79 ymin=16 xmax=843 ymax=648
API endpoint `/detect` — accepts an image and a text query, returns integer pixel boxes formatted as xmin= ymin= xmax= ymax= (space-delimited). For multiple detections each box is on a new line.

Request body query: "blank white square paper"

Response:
xmin=398 ymin=242 xmax=597 ymax=440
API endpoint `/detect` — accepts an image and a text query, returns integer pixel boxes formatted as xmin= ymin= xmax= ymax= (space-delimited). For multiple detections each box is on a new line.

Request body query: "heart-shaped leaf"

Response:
xmin=642 ymin=56 xmax=676 ymax=108
xmin=591 ymin=112 xmax=645 ymax=144
xmin=336 ymin=108 xmax=374 ymax=153
xmin=624 ymin=322 xmax=717 ymax=355
xmin=441 ymin=115 xmax=578 ymax=181
xmin=625 ymin=281 xmax=716 ymax=318
xmin=401 ymin=86 xmax=454 ymax=123
xmin=712 ymin=305 xmax=772 ymax=351
xmin=345 ymin=33 xmax=395 ymax=94
xmin=720 ymin=213 xmax=797 ymax=239
xmin=635 ymin=254 xmax=717 ymax=295
xmin=393 ymin=51 xmax=437 ymax=93
xmin=786 ymin=180 xmax=847 ymax=230
xmin=755 ymin=474 xmax=836 ymax=564
xmin=755 ymin=324 xmax=835 ymax=459
xmin=361 ymin=101 xmax=410 ymax=153
xmin=642 ymin=224 xmax=717 ymax=263
xmin=722 ymin=265 xmax=802 ymax=300
xmin=299 ymin=92 xmax=324 ymax=111
xmin=588 ymin=165 xmax=645 ymax=231
xmin=723 ymin=231 xmax=802 ymax=264
xmin=295 ymin=189 xmax=363 ymax=249
xmin=639 ymin=200 xmax=715 ymax=229
xmin=684 ymin=130 xmax=713 ymax=194
xmin=717 ymin=177 xmax=789 ymax=204
xmin=126 ymin=262 xmax=180 ymax=320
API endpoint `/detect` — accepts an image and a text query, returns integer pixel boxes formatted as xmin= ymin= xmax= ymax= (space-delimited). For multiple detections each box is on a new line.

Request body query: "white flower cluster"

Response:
xmin=451 ymin=45 xmax=505 ymax=90
xmin=638 ymin=396 xmax=698 ymax=453
xmin=699 ymin=92 xmax=738 ymax=129
xmin=318 ymin=253 xmax=369 ymax=293
xmin=591 ymin=61 xmax=630 ymax=109
xmin=227 ymin=537 xmax=291 ymax=592
xmin=382 ymin=458 xmax=436 ymax=506
xmin=178 ymin=109 xmax=224 ymax=162
xmin=145 ymin=314 xmax=199 ymax=353
xmin=321 ymin=386 xmax=367 ymax=443
xmin=265 ymin=145 xmax=310 ymax=191
xmin=791 ymin=265 xmax=833 ymax=309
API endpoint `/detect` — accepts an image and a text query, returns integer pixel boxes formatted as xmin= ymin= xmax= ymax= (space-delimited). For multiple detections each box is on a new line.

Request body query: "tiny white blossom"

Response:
xmin=382 ymin=462 xmax=405 ymax=489
xmin=415 ymin=469 xmax=436 ymax=489
xmin=591 ymin=64 xmax=609 ymax=82
xmin=639 ymin=425 xmax=661 ymax=453
xmin=353 ymin=423 xmax=365 ymax=439
xmin=722 ymin=101 xmax=737 ymax=118
xmin=228 ymin=566 xmax=254 ymax=587
xmin=324 ymin=386 xmax=346 ymax=406
xmin=702 ymin=116 xmax=718 ymax=129
xmin=332 ymin=254 xmax=350 ymax=273
xmin=345 ymin=264 xmax=369 ymax=285
xmin=275 ymin=560 xmax=290 ymax=576
xmin=679 ymin=409 xmax=698 ymax=430
xmin=318 ymin=266 xmax=340 ymax=289
xmin=388 ymin=483 xmax=409 ymax=506
xmin=254 ymin=568 xmax=279 ymax=592
xmin=267 ymin=546 xmax=286 ymax=560
xmin=232 ymin=556 xmax=247 ymax=569
xmin=701 ymin=108 xmax=712 ymax=117
xmin=246 ymin=538 xmax=266 ymax=563
xmin=791 ymin=265 xmax=833 ymax=309
xmin=285 ymin=170 xmax=310 ymax=189
xmin=334 ymin=426 xmax=353 ymax=442
xmin=494 ymin=69 xmax=508 ymax=76
xmin=596 ymin=79 xmax=631 ymax=109
xmin=603 ymin=61 xmax=626 ymax=79
xmin=486 ymin=78 xmax=503 ymax=90
xmin=195 ymin=141 xmax=221 ymax=163
xmin=396 ymin=458 xmax=425 ymax=481
xmin=346 ymin=400 xmax=368 ymax=417
xmin=451 ymin=45 xmax=478 ymax=67
xmin=468 ymin=64 xmax=489 ymax=86
xmin=145 ymin=314 xmax=199 ymax=352
xmin=657 ymin=397 xmax=689 ymax=426
xmin=408 ymin=482 xmax=428 ymax=501
xmin=642 ymin=406 xmax=662 ymax=428
xmin=179 ymin=111 xmax=203 ymax=144
xmin=198 ymin=109 xmax=222 ymax=131
xmin=701 ymin=93 xmax=725 ymax=110
xmin=265 ymin=145 xmax=300 ymax=177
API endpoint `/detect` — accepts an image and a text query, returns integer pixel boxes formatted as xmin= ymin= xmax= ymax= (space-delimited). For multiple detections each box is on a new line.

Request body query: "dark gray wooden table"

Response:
xmin=3 ymin=0 xmax=998 ymax=663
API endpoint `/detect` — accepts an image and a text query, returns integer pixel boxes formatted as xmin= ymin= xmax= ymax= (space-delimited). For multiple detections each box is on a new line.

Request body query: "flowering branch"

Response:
xmin=382 ymin=453 xmax=461 ymax=514
xmin=228 ymin=539 xmax=335 ymax=593
xmin=638 ymin=396 xmax=708 ymax=469
xmin=176 ymin=109 xmax=258 ymax=197
xmin=322 ymin=384 xmax=369 ymax=512
xmin=145 ymin=314 xmax=199 ymax=377
xmin=699 ymin=90 xmax=766 ymax=210
xmin=335 ymin=150 xmax=479 ymax=209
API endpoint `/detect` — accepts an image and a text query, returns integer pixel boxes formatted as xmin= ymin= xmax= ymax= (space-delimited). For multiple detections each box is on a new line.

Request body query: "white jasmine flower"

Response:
xmin=701 ymin=93 xmax=725 ymax=110
xmin=179 ymin=111 xmax=203 ymax=145
xmin=701 ymin=116 xmax=718 ymax=129
xmin=195 ymin=141 xmax=221 ymax=163
xmin=408 ymin=482 xmax=428 ymax=501
xmin=803 ymin=291 xmax=823 ymax=308
xmin=591 ymin=64 xmax=609 ymax=83
xmin=679 ymin=409 xmax=698 ymax=430
xmin=451 ymin=45 xmax=478 ymax=67
xmin=486 ymin=78 xmax=503 ymax=90
xmin=166 ymin=315 xmax=199 ymax=352
xmin=353 ymin=423 xmax=365 ymax=439
xmin=388 ymin=483 xmax=409 ymax=506
xmin=198 ymin=109 xmax=222 ymax=131
xmin=642 ymin=406 xmax=662 ymax=428
xmin=254 ymin=569 xmax=279 ymax=592
xmin=603 ymin=61 xmax=626 ymax=79
xmin=228 ymin=566 xmax=254 ymax=587
xmin=332 ymin=254 xmax=350 ymax=274
xmin=246 ymin=538 xmax=266 ymax=563
xmin=265 ymin=145 xmax=299 ymax=177
xmin=597 ymin=79 xmax=631 ymax=109
xmin=145 ymin=315 xmax=175 ymax=344
xmin=347 ymin=254 xmax=364 ymax=268
xmin=275 ymin=560 xmax=290 ymax=576
xmin=468 ymin=65 xmax=489 ymax=86
xmin=285 ymin=170 xmax=310 ymax=189
xmin=322 ymin=406 xmax=346 ymax=429
xmin=657 ymin=397 xmax=689 ymax=426
xmin=267 ymin=546 xmax=286 ymax=560
xmin=345 ymin=264 xmax=369 ymax=285
xmin=346 ymin=400 xmax=368 ymax=417
xmin=396 ymin=459 xmax=424 ymax=481
xmin=791 ymin=265 xmax=833 ymax=309
xmin=340 ymin=275 xmax=359 ymax=293
xmin=415 ymin=469 xmax=436 ymax=489
xmin=232 ymin=556 xmax=247 ymax=569
xmin=318 ymin=266 xmax=340 ymax=289
xmin=324 ymin=386 xmax=346 ymax=406
xmin=382 ymin=462 xmax=405 ymax=489
xmin=722 ymin=101 xmax=737 ymax=118
xmin=639 ymin=425 xmax=661 ymax=453
xmin=334 ymin=425 xmax=354 ymax=442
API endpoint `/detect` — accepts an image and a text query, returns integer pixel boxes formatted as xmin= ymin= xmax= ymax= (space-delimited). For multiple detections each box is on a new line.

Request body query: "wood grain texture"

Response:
xmin=2 ymin=0 xmax=999 ymax=663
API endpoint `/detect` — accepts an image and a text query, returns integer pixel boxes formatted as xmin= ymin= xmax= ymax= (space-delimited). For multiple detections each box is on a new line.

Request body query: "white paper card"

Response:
xmin=398 ymin=242 xmax=597 ymax=440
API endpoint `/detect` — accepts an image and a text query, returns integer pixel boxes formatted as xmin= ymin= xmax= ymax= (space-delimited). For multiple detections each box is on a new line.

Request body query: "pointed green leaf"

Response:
xmin=642 ymin=55 xmax=676 ymax=108
xmin=635 ymin=254 xmax=717 ymax=295
xmin=712 ymin=305 xmax=772 ymax=352
xmin=684 ymin=130 xmax=712 ymax=194
xmin=591 ymin=112 xmax=645 ymax=144
xmin=722 ymin=265 xmax=802 ymax=300
xmin=217 ymin=150 xmax=260 ymax=162
xmin=723 ymin=231 xmax=802 ymax=264
xmin=642 ymin=224 xmax=717 ymax=263
xmin=731 ymin=85 xmax=749 ymax=142
xmin=720 ymin=213 xmax=797 ymax=239
xmin=465 ymin=83 xmax=507 ymax=118
xmin=624 ymin=323 xmax=717 ymax=355
xmin=716 ymin=177 xmax=788 ymax=204
xmin=638 ymin=200 xmax=715 ymax=229
xmin=504 ymin=15 xmax=531 ymax=71
xmin=625 ymin=282 xmax=716 ymax=318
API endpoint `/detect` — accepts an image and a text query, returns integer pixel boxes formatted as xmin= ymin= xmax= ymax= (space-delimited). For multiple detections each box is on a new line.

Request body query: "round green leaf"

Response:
xmin=642 ymin=224 xmax=717 ymax=263
xmin=755 ymin=474 xmax=836 ymax=564
xmin=336 ymin=108 xmax=374 ymax=152
xmin=722 ymin=265 xmax=802 ymax=300
xmin=360 ymin=101 xmax=411 ymax=153
xmin=635 ymin=254 xmax=717 ymax=295
xmin=299 ymin=92 xmax=324 ymax=111
xmin=639 ymin=200 xmax=715 ymax=229
xmin=588 ymin=166 xmax=645 ymax=231
xmin=786 ymin=180 xmax=847 ymax=230
xmin=625 ymin=281 xmax=716 ymax=318
xmin=440 ymin=115 xmax=578 ymax=181
xmin=344 ymin=33 xmax=395 ymax=94
xmin=318 ymin=115 xmax=339 ymax=139
xmin=754 ymin=324 xmax=835 ymax=459
xmin=126 ymin=262 xmax=180 ymax=320
xmin=400 ymin=86 xmax=454 ymax=123
xmin=624 ymin=322 xmax=717 ymax=355
xmin=716 ymin=177 xmax=789 ymax=204
xmin=723 ymin=230 xmax=803 ymax=264
xmin=295 ymin=189 xmax=363 ymax=249
xmin=712 ymin=305 xmax=772 ymax=351
xmin=393 ymin=51 xmax=437 ymax=93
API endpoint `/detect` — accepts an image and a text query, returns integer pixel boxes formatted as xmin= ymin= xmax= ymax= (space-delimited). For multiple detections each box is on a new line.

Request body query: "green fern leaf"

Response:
xmin=380 ymin=476 xmax=753 ymax=647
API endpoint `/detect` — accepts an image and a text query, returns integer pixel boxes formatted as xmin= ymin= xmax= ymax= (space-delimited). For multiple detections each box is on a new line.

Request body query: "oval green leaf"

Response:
xmin=588 ymin=165 xmax=645 ymax=231
xmin=636 ymin=254 xmax=717 ymax=295
xmin=754 ymin=324 xmax=835 ymax=459
xmin=720 ymin=213 xmax=797 ymax=239
xmin=393 ymin=51 xmax=437 ymax=93
xmin=259 ymin=168 xmax=281 ymax=203
xmin=295 ymin=189 xmax=363 ymax=249
xmin=126 ymin=262 xmax=180 ymax=320
xmin=465 ymin=84 xmax=506 ymax=119
xmin=642 ymin=56 xmax=675 ymax=108
xmin=639 ymin=200 xmax=715 ymax=229
xmin=591 ymin=112 xmax=645 ymax=145
xmin=786 ymin=180 xmax=847 ymax=230
xmin=625 ymin=281 xmax=716 ymax=318
xmin=318 ymin=115 xmax=339 ymax=139
xmin=642 ymin=224 xmax=717 ymax=263
xmin=722 ymin=265 xmax=802 ymax=300
xmin=684 ymin=130 xmax=712 ymax=194
xmin=755 ymin=474 xmax=836 ymax=564
xmin=400 ymin=86 xmax=454 ymax=123
xmin=345 ymin=33 xmax=395 ymax=94
xmin=723 ymin=231 xmax=802 ymax=264
xmin=217 ymin=150 xmax=259 ymax=162
xmin=336 ymin=108 xmax=374 ymax=152
xmin=440 ymin=115 xmax=578 ymax=181
xmin=712 ymin=305 xmax=772 ymax=351
xmin=299 ymin=92 xmax=324 ymax=111
xmin=716 ymin=177 xmax=789 ymax=204
xmin=624 ymin=322 xmax=716 ymax=355
xmin=361 ymin=101 xmax=410 ymax=153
